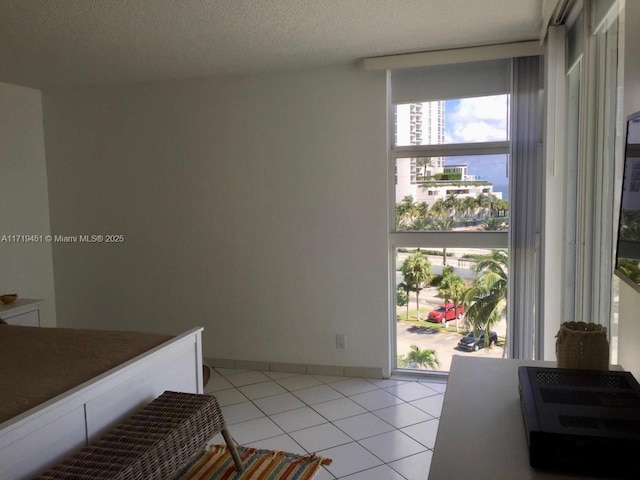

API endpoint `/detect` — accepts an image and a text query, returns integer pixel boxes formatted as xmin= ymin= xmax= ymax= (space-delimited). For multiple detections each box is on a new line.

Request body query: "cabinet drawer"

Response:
xmin=3 ymin=310 xmax=39 ymax=327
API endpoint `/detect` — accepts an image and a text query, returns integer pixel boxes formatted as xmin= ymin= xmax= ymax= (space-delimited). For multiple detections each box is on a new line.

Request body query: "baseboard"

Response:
xmin=203 ymin=357 xmax=384 ymax=379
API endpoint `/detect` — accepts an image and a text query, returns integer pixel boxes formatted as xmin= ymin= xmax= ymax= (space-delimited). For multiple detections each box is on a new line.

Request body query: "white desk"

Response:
xmin=0 ymin=298 xmax=43 ymax=326
xmin=429 ymin=356 xmax=619 ymax=480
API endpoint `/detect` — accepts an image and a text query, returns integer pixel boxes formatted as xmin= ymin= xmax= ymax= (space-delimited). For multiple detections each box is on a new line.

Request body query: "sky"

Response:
xmin=443 ymin=95 xmax=509 ymax=187
xmin=444 ymin=95 xmax=509 ymax=143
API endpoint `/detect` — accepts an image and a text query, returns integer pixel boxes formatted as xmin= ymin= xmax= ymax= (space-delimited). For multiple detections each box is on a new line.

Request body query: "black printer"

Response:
xmin=518 ymin=366 xmax=640 ymax=477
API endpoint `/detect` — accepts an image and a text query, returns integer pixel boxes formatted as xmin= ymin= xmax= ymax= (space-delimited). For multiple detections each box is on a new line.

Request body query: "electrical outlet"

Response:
xmin=336 ymin=334 xmax=346 ymax=350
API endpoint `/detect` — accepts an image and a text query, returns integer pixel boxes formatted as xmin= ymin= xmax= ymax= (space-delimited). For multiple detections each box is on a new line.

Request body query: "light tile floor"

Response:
xmin=205 ymin=368 xmax=447 ymax=480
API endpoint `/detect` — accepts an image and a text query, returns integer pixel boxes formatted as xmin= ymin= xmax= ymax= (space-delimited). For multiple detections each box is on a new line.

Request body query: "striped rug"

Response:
xmin=172 ymin=444 xmax=332 ymax=480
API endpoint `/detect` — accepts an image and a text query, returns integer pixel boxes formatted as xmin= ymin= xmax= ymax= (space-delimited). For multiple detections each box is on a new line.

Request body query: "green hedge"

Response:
xmin=433 ymin=173 xmax=462 ymax=181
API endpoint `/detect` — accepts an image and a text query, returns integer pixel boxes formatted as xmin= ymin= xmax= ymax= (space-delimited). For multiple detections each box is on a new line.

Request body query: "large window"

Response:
xmin=560 ymin=0 xmax=623 ymax=361
xmin=389 ymin=57 xmax=542 ymax=374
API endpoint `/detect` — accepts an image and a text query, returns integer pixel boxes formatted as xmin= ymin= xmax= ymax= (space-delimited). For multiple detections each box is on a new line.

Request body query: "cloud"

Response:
xmin=445 ymin=95 xmax=508 ymax=143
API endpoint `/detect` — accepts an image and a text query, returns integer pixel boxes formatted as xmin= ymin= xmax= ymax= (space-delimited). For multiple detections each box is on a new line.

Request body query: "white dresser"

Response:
xmin=0 ymin=298 xmax=43 ymax=326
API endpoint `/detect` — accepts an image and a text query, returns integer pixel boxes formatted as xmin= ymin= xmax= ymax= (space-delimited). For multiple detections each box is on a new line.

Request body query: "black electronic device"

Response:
xmin=518 ymin=366 xmax=640 ymax=477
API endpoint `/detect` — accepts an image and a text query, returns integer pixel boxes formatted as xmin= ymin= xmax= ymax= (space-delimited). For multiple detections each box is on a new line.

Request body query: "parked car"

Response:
xmin=457 ymin=331 xmax=498 ymax=351
xmin=427 ymin=303 xmax=464 ymax=323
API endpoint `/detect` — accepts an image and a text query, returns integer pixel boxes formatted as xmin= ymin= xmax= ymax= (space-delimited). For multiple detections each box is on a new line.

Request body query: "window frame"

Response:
xmin=388 ymin=81 xmax=512 ymax=376
xmin=387 ymin=54 xmax=544 ymax=376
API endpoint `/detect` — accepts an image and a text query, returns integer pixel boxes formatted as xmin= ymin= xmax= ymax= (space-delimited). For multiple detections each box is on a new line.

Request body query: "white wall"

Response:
xmin=0 ymin=82 xmax=56 ymax=326
xmin=42 ymin=66 xmax=391 ymax=374
xmin=619 ymin=1 xmax=640 ymax=378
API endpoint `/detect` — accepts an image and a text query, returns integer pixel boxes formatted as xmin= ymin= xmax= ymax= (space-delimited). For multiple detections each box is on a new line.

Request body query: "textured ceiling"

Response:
xmin=0 ymin=0 xmax=543 ymax=89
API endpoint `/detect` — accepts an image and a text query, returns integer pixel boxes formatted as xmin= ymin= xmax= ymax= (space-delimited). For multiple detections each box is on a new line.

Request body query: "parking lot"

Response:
xmin=396 ymin=320 xmax=505 ymax=372
xmin=396 ymin=286 xmax=506 ymax=372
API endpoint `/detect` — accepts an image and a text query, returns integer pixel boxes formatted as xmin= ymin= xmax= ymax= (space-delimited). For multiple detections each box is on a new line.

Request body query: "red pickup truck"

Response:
xmin=427 ymin=303 xmax=464 ymax=323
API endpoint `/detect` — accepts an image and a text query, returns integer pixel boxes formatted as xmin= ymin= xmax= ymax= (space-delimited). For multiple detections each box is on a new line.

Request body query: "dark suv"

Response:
xmin=457 ymin=331 xmax=498 ymax=351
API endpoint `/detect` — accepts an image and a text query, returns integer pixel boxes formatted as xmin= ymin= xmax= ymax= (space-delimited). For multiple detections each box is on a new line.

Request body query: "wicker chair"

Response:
xmin=35 ymin=391 xmax=243 ymax=479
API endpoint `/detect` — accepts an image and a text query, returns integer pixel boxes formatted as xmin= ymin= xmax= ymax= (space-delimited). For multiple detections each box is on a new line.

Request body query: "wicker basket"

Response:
xmin=556 ymin=321 xmax=609 ymax=370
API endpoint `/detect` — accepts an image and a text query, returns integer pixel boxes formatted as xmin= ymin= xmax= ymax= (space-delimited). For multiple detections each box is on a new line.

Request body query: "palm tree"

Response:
xmin=400 ymin=252 xmax=433 ymax=321
xmin=430 ymin=199 xmax=447 ymax=219
xmin=428 ymin=217 xmax=455 ymax=231
xmin=397 ymin=198 xmax=433 ymax=231
xmin=443 ymin=193 xmax=461 ymax=218
xmin=462 ymin=196 xmax=478 ymax=218
xmin=482 ymin=218 xmax=506 ymax=231
xmin=415 ymin=201 xmax=429 ymax=219
xmin=395 ymin=211 xmax=406 ymax=231
xmin=428 ymin=218 xmax=455 ymax=264
xmin=410 ymin=217 xmax=431 ymax=231
xmin=405 ymin=344 xmax=440 ymax=369
xmin=415 ymin=157 xmax=433 ymax=181
xmin=440 ymin=264 xmax=454 ymax=278
xmin=463 ymin=249 xmax=508 ymax=349
xmin=396 ymin=196 xmax=417 ymax=231
xmin=492 ymin=198 xmax=509 ymax=217
xmin=397 ymin=282 xmax=410 ymax=319
xmin=438 ymin=268 xmax=468 ymax=331
xmin=476 ymin=193 xmax=491 ymax=218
